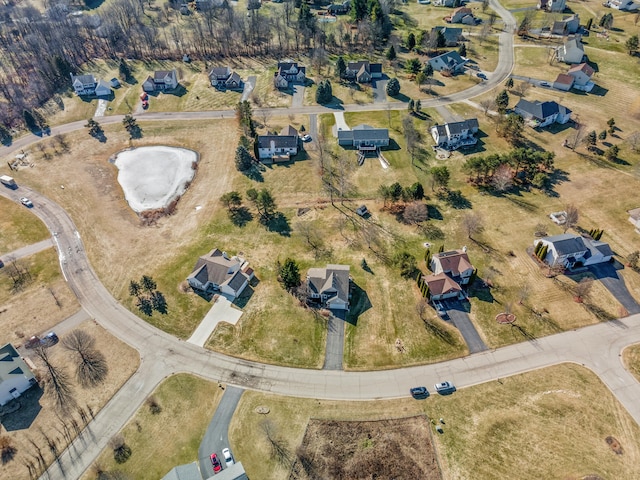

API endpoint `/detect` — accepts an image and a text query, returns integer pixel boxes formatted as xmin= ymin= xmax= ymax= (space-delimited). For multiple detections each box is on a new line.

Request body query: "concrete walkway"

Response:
xmin=187 ymin=296 xmax=243 ymax=347
xmin=198 ymin=386 xmax=244 ymax=478
xmin=1 ymin=238 xmax=54 ymax=262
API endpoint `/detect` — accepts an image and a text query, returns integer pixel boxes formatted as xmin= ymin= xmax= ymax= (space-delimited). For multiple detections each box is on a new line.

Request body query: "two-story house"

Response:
xmin=187 ymin=248 xmax=254 ymax=299
xmin=70 ymin=73 xmax=112 ymax=97
xmin=430 ymin=118 xmax=479 ymax=150
xmin=556 ymin=37 xmax=586 ymax=64
xmin=428 ymin=51 xmax=468 ymax=73
xmin=257 ymin=125 xmax=299 ymax=162
xmin=422 ymin=247 xmax=475 ymax=301
xmin=0 ymin=343 xmax=37 ymax=406
xmin=142 ymin=70 xmax=179 ymax=93
xmin=343 ymin=61 xmax=383 ymax=83
xmin=273 ymin=62 xmax=306 ymax=89
xmin=306 ymin=264 xmax=351 ymax=311
xmin=208 ymin=66 xmax=244 ymax=90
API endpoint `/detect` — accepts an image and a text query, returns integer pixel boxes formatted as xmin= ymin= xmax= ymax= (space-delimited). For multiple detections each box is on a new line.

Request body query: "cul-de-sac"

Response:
xmin=1 ymin=0 xmax=640 ymax=478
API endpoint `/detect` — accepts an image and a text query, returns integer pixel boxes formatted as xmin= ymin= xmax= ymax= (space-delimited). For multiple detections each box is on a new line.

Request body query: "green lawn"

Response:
xmin=87 ymin=375 xmax=222 ymax=480
xmin=0 ymin=196 xmax=50 ymax=253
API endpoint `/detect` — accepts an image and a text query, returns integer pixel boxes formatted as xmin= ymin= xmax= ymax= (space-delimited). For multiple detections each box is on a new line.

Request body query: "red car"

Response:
xmin=210 ymin=453 xmax=222 ymax=473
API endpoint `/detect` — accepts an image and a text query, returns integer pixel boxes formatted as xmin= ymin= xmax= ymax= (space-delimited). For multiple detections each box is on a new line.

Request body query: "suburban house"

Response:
xmin=445 ymin=6 xmax=476 ymax=24
xmin=327 ymin=1 xmax=350 ymax=14
xmin=551 ymin=13 xmax=580 ymax=35
xmin=142 ymin=70 xmax=179 ymax=92
xmin=0 ymin=343 xmax=37 ymax=406
xmin=533 ymin=233 xmax=613 ymax=268
xmin=337 ymin=124 xmax=389 ymax=150
xmin=567 ymin=62 xmax=595 ymax=91
xmin=422 ymin=272 xmax=463 ymax=301
xmin=628 ymin=207 xmax=640 ymax=232
xmin=186 ymin=249 xmax=254 ymax=300
xmin=273 ymin=62 xmax=306 ymax=89
xmin=70 ymin=73 xmax=112 ymax=97
xmin=428 ymin=51 xmax=468 ymax=73
xmin=430 ymin=118 xmax=479 ymax=150
xmin=163 ymin=461 xmax=248 ymax=480
xmin=538 ymin=0 xmax=566 ymax=11
xmin=553 ymin=73 xmax=575 ymax=91
xmin=343 ymin=61 xmax=383 ymax=83
xmin=606 ymin=0 xmax=637 ymax=10
xmin=431 ymin=249 xmax=475 ymax=285
xmin=208 ymin=66 xmax=244 ymax=90
xmin=430 ymin=26 xmax=465 ymax=47
xmin=257 ymin=125 xmax=299 ymax=162
xmin=433 ymin=0 xmax=462 ymax=7
xmin=514 ymin=99 xmax=572 ymax=127
xmin=556 ymin=37 xmax=586 ymax=64
xmin=306 ymin=264 xmax=351 ymax=311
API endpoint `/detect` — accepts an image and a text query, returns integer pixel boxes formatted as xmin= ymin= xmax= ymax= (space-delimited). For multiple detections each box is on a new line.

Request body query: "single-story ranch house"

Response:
xmin=306 ymin=264 xmax=351 ymax=311
xmin=187 ymin=249 xmax=254 ymax=299
xmin=533 ymin=233 xmax=613 ymax=268
xmin=514 ymin=99 xmax=572 ymax=127
xmin=0 ymin=343 xmax=37 ymax=406
xmin=337 ymin=124 xmax=389 ymax=151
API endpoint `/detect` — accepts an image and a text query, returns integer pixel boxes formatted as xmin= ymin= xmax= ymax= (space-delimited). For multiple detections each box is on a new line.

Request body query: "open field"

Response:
xmin=623 ymin=343 xmax=640 ymax=381
xmin=0 ymin=249 xmax=80 ymax=346
xmin=230 ymin=364 xmax=640 ymax=480
xmin=86 ymin=374 xmax=221 ymax=480
xmin=1 ymin=321 xmax=139 ymax=480
xmin=0 ymin=196 xmax=50 ymax=253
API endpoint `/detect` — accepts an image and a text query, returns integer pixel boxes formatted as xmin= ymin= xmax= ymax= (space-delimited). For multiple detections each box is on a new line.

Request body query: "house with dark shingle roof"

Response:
xmin=307 ymin=264 xmax=351 ymax=311
xmin=257 ymin=125 xmax=299 ymax=162
xmin=431 ymin=249 xmax=475 ymax=285
xmin=428 ymin=51 xmax=468 ymax=73
xmin=430 ymin=119 xmax=479 ymax=150
xmin=514 ymin=99 xmax=572 ymax=127
xmin=430 ymin=26 xmax=465 ymax=47
xmin=343 ymin=60 xmax=383 ymax=83
xmin=209 ymin=66 xmax=244 ymax=90
xmin=273 ymin=62 xmax=306 ymax=89
xmin=556 ymin=37 xmax=586 ymax=64
xmin=70 ymin=73 xmax=112 ymax=97
xmin=337 ymin=124 xmax=389 ymax=150
xmin=142 ymin=69 xmax=179 ymax=92
xmin=187 ymin=249 xmax=253 ymax=299
xmin=0 ymin=343 xmax=37 ymax=406
xmin=534 ymin=233 xmax=613 ymax=268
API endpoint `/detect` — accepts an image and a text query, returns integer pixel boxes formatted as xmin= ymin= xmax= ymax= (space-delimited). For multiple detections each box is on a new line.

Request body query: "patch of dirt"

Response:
xmin=290 ymin=416 xmax=440 ymax=480
xmin=582 ymin=475 xmax=605 ymax=480
xmin=605 ymin=435 xmax=623 ymax=455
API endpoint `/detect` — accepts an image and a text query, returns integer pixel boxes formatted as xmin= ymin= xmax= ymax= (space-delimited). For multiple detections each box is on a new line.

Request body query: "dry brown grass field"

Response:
xmin=1 ymin=321 xmax=139 ymax=480
xmin=623 ymin=343 xmax=640 ymax=381
xmin=230 ymin=364 xmax=640 ymax=480
xmin=0 ymin=196 xmax=50 ymax=253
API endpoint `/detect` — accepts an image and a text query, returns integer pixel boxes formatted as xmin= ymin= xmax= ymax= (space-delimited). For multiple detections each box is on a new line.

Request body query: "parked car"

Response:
xmin=20 ymin=197 xmax=33 ymax=208
xmin=210 ymin=453 xmax=222 ymax=473
xmin=539 ymin=81 xmax=550 ymax=88
xmin=477 ymin=72 xmax=487 ymax=79
xmin=41 ymin=332 xmax=59 ymax=347
xmin=24 ymin=336 xmax=42 ymax=349
xmin=222 ymin=447 xmax=234 ymax=467
xmin=434 ymin=381 xmax=455 ymax=394
xmin=301 ymin=134 xmax=312 ymax=142
xmin=433 ymin=301 xmax=447 ymax=319
xmin=410 ymin=386 xmax=429 ymax=399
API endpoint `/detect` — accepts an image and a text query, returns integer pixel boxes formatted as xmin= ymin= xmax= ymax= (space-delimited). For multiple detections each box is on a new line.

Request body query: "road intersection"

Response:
xmin=1 ymin=3 xmax=640 ymax=478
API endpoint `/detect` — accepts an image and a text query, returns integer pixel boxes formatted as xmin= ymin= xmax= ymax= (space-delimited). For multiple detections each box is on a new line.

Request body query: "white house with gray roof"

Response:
xmin=534 ymin=234 xmax=613 ymax=268
xmin=428 ymin=51 xmax=468 ymax=73
xmin=0 ymin=343 xmax=37 ymax=406
xmin=273 ymin=62 xmax=306 ymax=89
xmin=142 ymin=69 xmax=179 ymax=92
xmin=430 ymin=119 xmax=479 ymax=150
xmin=208 ymin=66 xmax=244 ymax=90
xmin=70 ymin=73 xmax=112 ymax=97
xmin=306 ymin=264 xmax=351 ymax=311
xmin=556 ymin=37 xmax=586 ymax=64
xmin=337 ymin=124 xmax=389 ymax=150
xmin=257 ymin=125 xmax=299 ymax=162
xmin=343 ymin=60 xmax=383 ymax=83
xmin=187 ymin=249 xmax=253 ymax=299
xmin=514 ymin=99 xmax=572 ymax=127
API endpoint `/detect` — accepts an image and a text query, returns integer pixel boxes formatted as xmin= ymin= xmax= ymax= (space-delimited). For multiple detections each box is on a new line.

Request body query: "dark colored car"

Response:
xmin=210 ymin=453 xmax=222 ymax=473
xmin=410 ymin=386 xmax=430 ymax=399
xmin=41 ymin=332 xmax=59 ymax=347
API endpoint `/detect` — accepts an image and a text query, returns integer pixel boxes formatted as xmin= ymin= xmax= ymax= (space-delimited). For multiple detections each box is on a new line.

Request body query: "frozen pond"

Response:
xmin=114 ymin=146 xmax=198 ymax=213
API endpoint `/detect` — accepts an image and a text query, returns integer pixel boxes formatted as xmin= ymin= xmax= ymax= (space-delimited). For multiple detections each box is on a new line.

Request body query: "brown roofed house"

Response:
xmin=430 ymin=249 xmax=474 ymax=285
xmin=422 ymin=272 xmax=462 ymax=300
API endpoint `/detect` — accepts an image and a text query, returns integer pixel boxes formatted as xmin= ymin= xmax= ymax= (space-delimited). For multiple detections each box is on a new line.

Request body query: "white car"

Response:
xmin=222 ymin=447 xmax=234 ymax=467
xmin=301 ymin=134 xmax=312 ymax=142
xmin=434 ymin=381 xmax=455 ymax=393
xmin=20 ymin=197 xmax=33 ymax=208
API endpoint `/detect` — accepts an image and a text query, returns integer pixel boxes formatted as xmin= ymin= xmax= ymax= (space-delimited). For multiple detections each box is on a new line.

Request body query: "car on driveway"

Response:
xmin=222 ymin=447 xmax=234 ymax=467
xmin=433 ymin=301 xmax=448 ymax=319
xmin=410 ymin=386 xmax=429 ymax=399
xmin=434 ymin=381 xmax=455 ymax=394
xmin=210 ymin=453 xmax=222 ymax=473
xmin=539 ymin=81 xmax=550 ymax=88
xmin=477 ymin=72 xmax=487 ymax=79
xmin=20 ymin=197 xmax=33 ymax=208
xmin=41 ymin=332 xmax=59 ymax=347
xmin=301 ymin=134 xmax=312 ymax=142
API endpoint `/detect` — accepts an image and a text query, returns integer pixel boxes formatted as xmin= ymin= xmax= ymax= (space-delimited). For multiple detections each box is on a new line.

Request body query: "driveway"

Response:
xmin=291 ymin=84 xmax=306 ymax=107
xmin=94 ymin=99 xmax=108 ymax=117
xmin=445 ymin=300 xmax=488 ymax=354
xmin=324 ymin=312 xmax=345 ymax=370
xmin=187 ymin=296 xmax=243 ymax=347
xmin=1 ymin=238 xmax=54 ymax=262
xmin=240 ymin=76 xmax=256 ymax=102
xmin=198 ymin=386 xmax=244 ymax=478
xmin=372 ymin=79 xmax=387 ymax=104
xmin=510 ymin=74 xmax=554 ymax=89
xmin=435 ymin=105 xmax=462 ymax=123
xmin=307 ymin=113 xmax=318 ymax=150
xmin=589 ymin=263 xmax=640 ymax=314
xmin=332 ymin=111 xmax=350 ymax=137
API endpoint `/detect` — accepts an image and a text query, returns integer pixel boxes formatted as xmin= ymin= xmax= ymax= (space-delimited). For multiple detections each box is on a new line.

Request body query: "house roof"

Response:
xmin=227 ymin=72 xmax=242 ymax=84
xmin=154 ymin=70 xmax=177 ymax=81
xmin=227 ymin=270 xmax=249 ymax=292
xmin=628 ymin=207 xmax=640 ymax=221
xmin=447 ymin=118 xmax=479 ymax=134
xmin=187 ymin=249 xmax=245 ymax=289
xmin=431 ymin=26 xmax=463 ymax=43
xmin=543 ymin=234 xmax=587 ymax=255
xmin=433 ymin=250 xmax=474 ymax=276
xmin=209 ymin=66 xmax=231 ymax=78
xmin=592 ymin=241 xmax=613 ymax=257
xmin=71 ymin=74 xmax=96 ymax=85
xmin=453 ymin=6 xmax=472 ymax=14
xmin=258 ymin=134 xmax=298 ymax=149
xmin=422 ymin=272 xmax=462 ymax=296
xmin=0 ymin=343 xmax=33 ymax=383
xmin=432 ymin=124 xmax=447 ymax=137
xmin=96 ymin=79 xmax=111 ymax=90
xmin=515 ymin=99 xmax=570 ymax=120
xmin=280 ymin=125 xmax=298 ymax=136
xmin=567 ymin=62 xmax=594 ymax=77
xmin=430 ymin=51 xmax=467 ymax=69
xmin=307 ymin=264 xmax=350 ymax=304
xmin=564 ymin=37 xmax=584 ymax=52
xmin=351 ymin=124 xmax=389 ymax=141
xmin=554 ymin=73 xmax=574 ymax=85
xmin=162 ymin=462 xmax=202 ymax=480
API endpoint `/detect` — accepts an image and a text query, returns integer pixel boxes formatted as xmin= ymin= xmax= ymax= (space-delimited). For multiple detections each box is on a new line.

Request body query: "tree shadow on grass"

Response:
xmin=230 ymin=207 xmax=253 ymax=227
xmin=437 ymin=189 xmax=472 ymax=209
xmin=346 ymin=283 xmax=371 ymax=326
xmin=266 ymin=212 xmax=291 ymax=236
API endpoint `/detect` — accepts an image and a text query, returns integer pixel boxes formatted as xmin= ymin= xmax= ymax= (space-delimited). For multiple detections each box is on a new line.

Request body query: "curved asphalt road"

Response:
xmin=4 ymin=4 xmax=640 ymax=480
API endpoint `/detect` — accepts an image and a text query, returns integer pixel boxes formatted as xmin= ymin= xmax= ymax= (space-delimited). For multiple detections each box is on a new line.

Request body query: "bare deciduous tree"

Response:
xmin=462 ymin=212 xmax=484 ymax=240
xmin=62 ymin=330 xmax=108 ymax=388
xmin=403 ymin=202 xmax=429 ymax=225
xmin=491 ymin=164 xmax=513 ymax=192
xmin=479 ymin=98 xmax=496 ymax=116
xmin=261 ymin=421 xmax=292 ymax=467
xmin=0 ymin=436 xmax=17 ymax=464
xmin=109 ymin=434 xmax=132 ymax=464
xmin=514 ymin=80 xmax=530 ymax=96
xmin=564 ymin=204 xmax=579 ymax=232
xmin=33 ymin=345 xmax=77 ymax=414
xmin=573 ymin=277 xmax=593 ymax=301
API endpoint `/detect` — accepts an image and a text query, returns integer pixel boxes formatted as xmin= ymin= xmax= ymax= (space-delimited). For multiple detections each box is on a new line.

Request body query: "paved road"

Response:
xmin=445 ymin=300 xmax=488 ymax=354
xmin=589 ymin=263 xmax=640 ymax=314
xmin=198 ymin=386 xmax=244 ymax=478
xmin=323 ymin=314 xmax=345 ymax=370
xmin=0 ymin=238 xmax=54 ymax=262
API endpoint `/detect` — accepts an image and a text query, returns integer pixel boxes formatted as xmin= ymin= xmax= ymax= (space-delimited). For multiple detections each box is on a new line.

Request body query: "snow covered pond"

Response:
xmin=114 ymin=146 xmax=198 ymax=213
